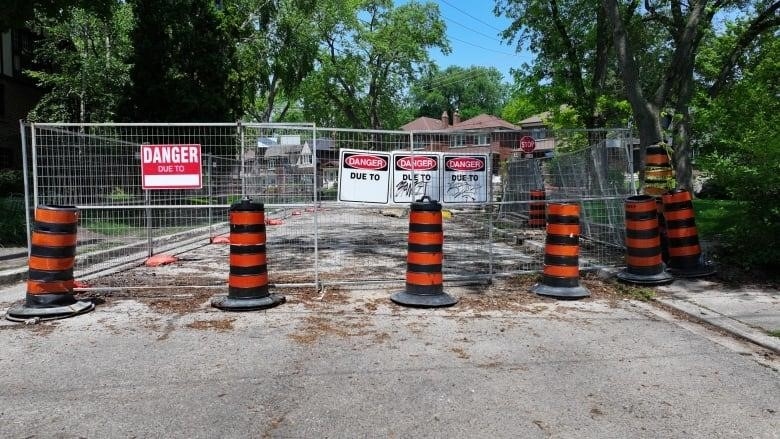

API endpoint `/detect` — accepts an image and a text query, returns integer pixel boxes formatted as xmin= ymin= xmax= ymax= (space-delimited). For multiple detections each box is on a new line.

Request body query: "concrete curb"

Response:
xmin=655 ymin=297 xmax=780 ymax=354
xmin=0 ymin=267 xmax=27 ymax=286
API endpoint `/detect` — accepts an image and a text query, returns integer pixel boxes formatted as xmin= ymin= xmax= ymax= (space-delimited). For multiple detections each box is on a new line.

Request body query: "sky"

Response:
xmin=423 ymin=0 xmax=533 ymax=82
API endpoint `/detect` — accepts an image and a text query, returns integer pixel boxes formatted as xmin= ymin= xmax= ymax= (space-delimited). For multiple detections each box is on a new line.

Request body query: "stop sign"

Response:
xmin=519 ymin=136 xmax=536 ymax=153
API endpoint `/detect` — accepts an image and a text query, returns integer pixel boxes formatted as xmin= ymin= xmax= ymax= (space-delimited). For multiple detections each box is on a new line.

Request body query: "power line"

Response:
xmin=437 ymin=0 xmax=505 ymax=33
xmin=447 ymin=34 xmax=517 ymax=56
xmin=441 ymin=13 xmax=502 ymax=42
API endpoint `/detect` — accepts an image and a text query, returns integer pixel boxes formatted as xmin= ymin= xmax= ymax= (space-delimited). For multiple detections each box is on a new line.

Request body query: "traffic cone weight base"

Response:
xmin=390 ymin=290 xmax=457 ymax=308
xmin=6 ymin=300 xmax=94 ymax=322
xmin=530 ymin=282 xmax=590 ymax=300
xmin=615 ymin=268 xmax=674 ymax=285
xmin=211 ymin=294 xmax=285 ymax=311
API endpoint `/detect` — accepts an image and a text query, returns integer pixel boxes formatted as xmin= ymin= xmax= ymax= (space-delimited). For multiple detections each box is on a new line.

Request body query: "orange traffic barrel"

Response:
xmin=617 ymin=195 xmax=673 ymax=285
xmin=6 ymin=205 xmax=94 ymax=322
xmin=391 ymin=197 xmax=457 ymax=307
xmin=528 ymin=189 xmax=546 ymax=228
xmin=531 ymin=203 xmax=590 ymax=299
xmin=661 ymin=189 xmax=715 ymax=277
xmin=643 ymin=145 xmax=674 ymax=196
xmin=211 ymin=198 xmax=285 ymax=311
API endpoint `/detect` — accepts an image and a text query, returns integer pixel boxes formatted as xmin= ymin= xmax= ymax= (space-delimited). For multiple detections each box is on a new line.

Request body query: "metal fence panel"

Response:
xmin=25 ymin=123 xmax=635 ymax=290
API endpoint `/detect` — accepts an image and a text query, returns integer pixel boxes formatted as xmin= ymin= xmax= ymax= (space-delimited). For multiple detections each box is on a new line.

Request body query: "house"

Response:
xmin=0 ymin=28 xmax=43 ymax=170
xmin=401 ymin=110 xmax=534 ymax=174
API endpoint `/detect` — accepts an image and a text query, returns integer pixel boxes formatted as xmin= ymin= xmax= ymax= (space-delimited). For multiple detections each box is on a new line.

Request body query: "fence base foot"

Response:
xmin=6 ymin=300 xmax=95 ymax=322
xmin=531 ymin=283 xmax=590 ymax=299
xmin=390 ymin=291 xmax=458 ymax=308
xmin=211 ymin=294 xmax=285 ymax=311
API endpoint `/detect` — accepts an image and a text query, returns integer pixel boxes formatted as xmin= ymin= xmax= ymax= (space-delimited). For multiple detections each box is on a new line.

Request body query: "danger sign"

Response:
xmin=391 ymin=153 xmax=441 ymax=204
xmin=141 ymin=144 xmax=202 ymax=189
xmin=442 ymin=154 xmax=489 ymax=203
xmin=338 ymin=149 xmax=391 ymax=204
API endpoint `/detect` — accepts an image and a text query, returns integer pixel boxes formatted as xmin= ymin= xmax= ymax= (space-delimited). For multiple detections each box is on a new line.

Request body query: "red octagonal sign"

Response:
xmin=519 ymin=136 xmax=536 ymax=153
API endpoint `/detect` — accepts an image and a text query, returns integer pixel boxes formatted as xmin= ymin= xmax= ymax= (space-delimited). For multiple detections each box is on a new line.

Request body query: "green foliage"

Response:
xmin=0 ymin=197 xmax=27 ymax=246
xmin=409 ymin=65 xmax=508 ymax=121
xmin=301 ymin=0 xmax=449 ymax=129
xmin=611 ymin=282 xmax=655 ymax=301
xmin=0 ymin=169 xmax=25 ymax=194
xmin=121 ymin=0 xmax=242 ymax=122
xmin=228 ymin=0 xmax=320 ymax=122
xmin=691 ymin=199 xmax=746 ymax=239
xmin=26 ymin=3 xmax=133 ymax=122
xmin=692 ymin=33 xmax=780 ymax=272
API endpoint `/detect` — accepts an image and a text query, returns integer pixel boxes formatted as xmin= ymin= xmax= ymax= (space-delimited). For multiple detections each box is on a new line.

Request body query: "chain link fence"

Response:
xmin=23 ymin=123 xmax=636 ymax=289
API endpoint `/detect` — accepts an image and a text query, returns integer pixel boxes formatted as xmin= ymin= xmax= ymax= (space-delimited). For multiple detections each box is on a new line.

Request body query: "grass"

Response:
xmin=691 ymin=199 xmax=746 ymax=238
xmin=768 ymin=330 xmax=780 ymax=338
xmin=83 ymin=220 xmax=132 ymax=236
xmin=0 ymin=196 xmax=27 ymax=246
xmin=612 ymin=282 xmax=656 ymax=301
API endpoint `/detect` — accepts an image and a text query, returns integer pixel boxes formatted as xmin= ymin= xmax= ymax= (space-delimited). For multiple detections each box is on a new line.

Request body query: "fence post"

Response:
xmin=20 ymin=120 xmax=32 ymax=257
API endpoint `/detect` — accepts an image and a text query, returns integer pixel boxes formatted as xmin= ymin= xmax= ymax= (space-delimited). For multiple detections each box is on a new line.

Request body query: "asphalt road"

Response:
xmin=0 ymin=283 xmax=777 ymax=438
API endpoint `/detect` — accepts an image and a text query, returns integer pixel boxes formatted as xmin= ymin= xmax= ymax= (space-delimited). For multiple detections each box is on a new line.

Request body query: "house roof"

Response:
xmin=518 ymin=111 xmax=550 ymax=127
xmin=401 ymin=113 xmax=520 ymax=132
xmin=401 ymin=116 xmax=446 ymax=131
xmin=451 ymin=114 xmax=520 ymax=131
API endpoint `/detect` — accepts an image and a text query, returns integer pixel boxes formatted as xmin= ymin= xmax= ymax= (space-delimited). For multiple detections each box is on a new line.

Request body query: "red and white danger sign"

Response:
xmin=141 ymin=144 xmax=202 ymax=189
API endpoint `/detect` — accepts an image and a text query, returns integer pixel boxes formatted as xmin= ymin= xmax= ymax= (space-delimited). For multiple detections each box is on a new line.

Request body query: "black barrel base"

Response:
xmin=667 ymin=263 xmax=716 ymax=278
xmin=211 ymin=293 xmax=285 ymax=311
xmin=390 ymin=291 xmax=458 ymax=308
xmin=531 ymin=283 xmax=590 ymax=299
xmin=6 ymin=300 xmax=94 ymax=322
xmin=616 ymin=268 xmax=674 ymax=285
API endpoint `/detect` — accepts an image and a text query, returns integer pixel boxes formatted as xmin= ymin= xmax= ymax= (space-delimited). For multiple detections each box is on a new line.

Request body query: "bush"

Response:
xmin=0 ymin=196 xmax=27 ymax=246
xmin=0 ymin=169 xmax=24 ymax=195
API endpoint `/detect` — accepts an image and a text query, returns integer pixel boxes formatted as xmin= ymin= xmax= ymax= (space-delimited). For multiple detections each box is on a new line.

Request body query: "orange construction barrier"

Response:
xmin=211 ymin=198 xmax=284 ymax=311
xmin=531 ymin=203 xmax=590 ymax=299
xmin=391 ymin=197 xmax=457 ymax=308
xmin=528 ymin=189 xmax=546 ymax=228
xmin=661 ymin=189 xmax=715 ymax=277
xmin=617 ymin=195 xmax=673 ymax=285
xmin=6 ymin=205 xmax=94 ymax=322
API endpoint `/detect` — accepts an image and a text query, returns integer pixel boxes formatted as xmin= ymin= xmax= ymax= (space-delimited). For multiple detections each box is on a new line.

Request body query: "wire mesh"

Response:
xmin=26 ymin=123 xmax=636 ymax=290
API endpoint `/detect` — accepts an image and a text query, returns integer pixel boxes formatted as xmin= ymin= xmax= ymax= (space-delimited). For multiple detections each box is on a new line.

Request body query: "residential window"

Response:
xmin=450 ymin=134 xmax=465 ymax=148
xmin=11 ymin=29 xmax=35 ymax=78
xmin=476 ymin=133 xmax=489 ymax=146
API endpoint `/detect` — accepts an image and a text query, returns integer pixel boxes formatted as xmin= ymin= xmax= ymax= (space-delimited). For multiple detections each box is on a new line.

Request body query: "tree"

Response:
xmin=227 ymin=0 xmax=320 ymax=122
xmin=120 ymin=0 xmax=243 ymax=122
xmin=495 ymin=0 xmax=622 ymax=129
xmin=603 ymin=0 xmax=779 ymax=191
xmin=300 ymin=0 xmax=450 ymax=129
xmin=26 ymin=3 xmax=133 ymax=123
xmin=409 ymin=65 xmax=509 ymax=121
xmin=0 ymin=0 xmax=114 ymax=31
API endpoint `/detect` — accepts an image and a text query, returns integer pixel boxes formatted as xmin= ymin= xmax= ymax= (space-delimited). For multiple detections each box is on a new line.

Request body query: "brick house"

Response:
xmin=400 ymin=110 xmax=549 ymax=174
